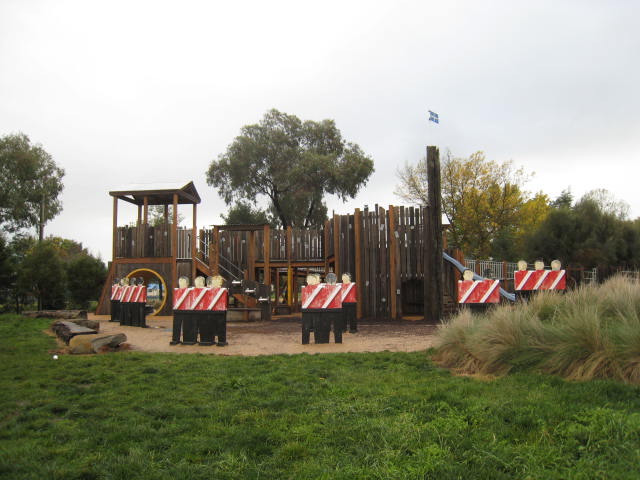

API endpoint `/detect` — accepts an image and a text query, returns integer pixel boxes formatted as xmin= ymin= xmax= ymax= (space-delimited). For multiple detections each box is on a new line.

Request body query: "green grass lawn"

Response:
xmin=1 ymin=315 xmax=639 ymax=480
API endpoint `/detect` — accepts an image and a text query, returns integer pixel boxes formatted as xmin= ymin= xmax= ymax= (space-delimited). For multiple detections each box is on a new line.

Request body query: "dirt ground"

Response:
xmin=89 ymin=314 xmax=439 ymax=356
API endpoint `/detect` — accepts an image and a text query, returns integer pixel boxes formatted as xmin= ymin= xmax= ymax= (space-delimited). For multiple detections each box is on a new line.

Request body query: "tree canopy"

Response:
xmin=1 ymin=235 xmax=107 ymax=312
xmin=395 ymin=151 xmax=549 ymax=258
xmin=221 ymin=200 xmax=272 ymax=226
xmin=525 ymin=190 xmax=640 ymax=268
xmin=206 ymin=109 xmax=374 ymax=228
xmin=0 ymin=133 xmax=65 ymax=233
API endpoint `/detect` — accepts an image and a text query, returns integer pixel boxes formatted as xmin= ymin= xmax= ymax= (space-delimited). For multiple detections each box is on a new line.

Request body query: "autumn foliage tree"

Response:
xmin=395 ymin=151 xmax=549 ymax=258
xmin=206 ymin=109 xmax=374 ymax=228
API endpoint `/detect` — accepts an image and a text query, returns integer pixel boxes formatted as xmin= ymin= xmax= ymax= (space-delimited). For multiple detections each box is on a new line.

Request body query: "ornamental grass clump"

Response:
xmin=433 ymin=274 xmax=640 ymax=383
xmin=431 ymin=309 xmax=483 ymax=373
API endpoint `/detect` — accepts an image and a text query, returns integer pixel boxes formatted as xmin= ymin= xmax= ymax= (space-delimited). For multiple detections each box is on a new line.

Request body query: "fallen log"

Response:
xmin=24 ymin=310 xmax=88 ymax=320
xmin=51 ymin=320 xmax=97 ymax=344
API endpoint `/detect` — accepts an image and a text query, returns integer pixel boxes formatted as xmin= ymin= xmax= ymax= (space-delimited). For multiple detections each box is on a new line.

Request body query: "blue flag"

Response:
xmin=428 ymin=110 xmax=439 ymax=124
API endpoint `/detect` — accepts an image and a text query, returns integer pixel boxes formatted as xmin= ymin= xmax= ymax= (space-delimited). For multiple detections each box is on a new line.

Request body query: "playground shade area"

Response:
xmin=90 ymin=315 xmax=437 ymax=355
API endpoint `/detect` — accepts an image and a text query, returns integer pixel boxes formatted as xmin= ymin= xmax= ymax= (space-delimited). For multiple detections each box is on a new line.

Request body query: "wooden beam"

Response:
xmin=354 ymin=208 xmax=362 ymax=320
xmin=171 ymin=193 xmax=178 ymax=290
xmin=388 ymin=205 xmax=398 ymax=320
xmin=110 ymin=194 xmax=138 ymax=205
xmin=112 ymin=257 xmax=174 ymax=264
xmin=323 ymin=220 xmax=330 ymax=275
xmin=254 ymin=260 xmax=325 ymax=268
xmin=248 ymin=230 xmax=256 ymax=281
xmin=424 ymin=146 xmax=444 ymax=322
xmin=143 ymin=196 xmax=149 ymax=225
xmin=263 ymin=225 xmax=271 ymax=286
xmin=191 ymin=203 xmax=197 ymax=283
xmin=333 ymin=213 xmax=340 ymax=276
xmin=112 ymin=196 xmax=118 ymax=262
xmin=211 ymin=226 xmax=220 ymax=275
xmin=287 ymin=226 xmax=293 ymax=306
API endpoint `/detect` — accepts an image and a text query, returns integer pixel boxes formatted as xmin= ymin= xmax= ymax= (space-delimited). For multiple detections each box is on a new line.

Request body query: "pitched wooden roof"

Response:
xmin=109 ymin=181 xmax=201 ymax=205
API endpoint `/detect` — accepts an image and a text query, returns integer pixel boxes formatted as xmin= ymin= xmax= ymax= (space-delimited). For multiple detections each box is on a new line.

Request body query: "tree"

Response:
xmin=581 ymin=188 xmax=630 ymax=219
xmin=221 ymin=201 xmax=272 ymax=225
xmin=66 ymin=254 xmax=107 ymax=309
xmin=45 ymin=236 xmax=107 ymax=308
xmin=0 ymin=133 xmax=65 ymax=235
xmin=525 ymin=190 xmax=640 ymax=268
xmin=17 ymin=241 xmax=67 ymax=310
xmin=147 ymin=205 xmax=184 ymax=226
xmin=395 ymin=151 xmax=549 ymax=258
xmin=206 ymin=109 xmax=375 ymax=228
xmin=0 ymin=234 xmax=14 ymax=310
xmin=550 ymin=189 xmax=573 ymax=209
xmin=6 ymin=235 xmax=35 ymax=312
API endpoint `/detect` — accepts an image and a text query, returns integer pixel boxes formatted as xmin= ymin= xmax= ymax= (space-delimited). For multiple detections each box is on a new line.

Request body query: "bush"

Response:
xmin=433 ymin=275 xmax=640 ymax=383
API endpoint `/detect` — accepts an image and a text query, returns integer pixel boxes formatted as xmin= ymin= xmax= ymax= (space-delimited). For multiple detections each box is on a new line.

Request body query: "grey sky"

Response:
xmin=1 ymin=0 xmax=639 ymax=260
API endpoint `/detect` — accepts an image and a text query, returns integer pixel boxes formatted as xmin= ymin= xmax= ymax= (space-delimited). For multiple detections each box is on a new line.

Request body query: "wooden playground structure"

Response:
xmin=97 ymin=148 xmax=452 ymax=320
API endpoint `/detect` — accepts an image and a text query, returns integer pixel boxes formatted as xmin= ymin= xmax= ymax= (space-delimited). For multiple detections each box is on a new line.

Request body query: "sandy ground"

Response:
xmin=89 ymin=314 xmax=438 ymax=356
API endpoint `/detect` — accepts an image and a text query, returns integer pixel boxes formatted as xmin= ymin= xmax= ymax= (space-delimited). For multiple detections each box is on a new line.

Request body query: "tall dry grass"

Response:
xmin=432 ymin=275 xmax=640 ymax=383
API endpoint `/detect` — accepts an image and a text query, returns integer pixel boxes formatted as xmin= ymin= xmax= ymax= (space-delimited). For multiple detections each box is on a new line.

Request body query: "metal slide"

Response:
xmin=442 ymin=251 xmax=516 ymax=302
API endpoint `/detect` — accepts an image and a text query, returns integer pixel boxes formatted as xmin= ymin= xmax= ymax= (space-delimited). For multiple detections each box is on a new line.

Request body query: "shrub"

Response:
xmin=433 ymin=275 xmax=640 ymax=383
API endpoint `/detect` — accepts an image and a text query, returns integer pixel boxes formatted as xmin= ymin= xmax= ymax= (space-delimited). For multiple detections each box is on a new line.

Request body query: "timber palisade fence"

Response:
xmin=114 ymin=213 xmax=607 ymax=319
xmin=114 ymin=205 xmax=460 ymax=320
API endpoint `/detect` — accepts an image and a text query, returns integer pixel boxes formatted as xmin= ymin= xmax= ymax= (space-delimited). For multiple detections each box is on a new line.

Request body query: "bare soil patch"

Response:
xmin=89 ymin=314 xmax=438 ymax=356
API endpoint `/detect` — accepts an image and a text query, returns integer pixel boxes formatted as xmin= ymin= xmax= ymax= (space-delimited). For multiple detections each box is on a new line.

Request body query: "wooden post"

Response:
xmin=171 ymin=193 xmax=178 ymax=290
xmin=287 ymin=226 xmax=293 ymax=306
xmin=191 ymin=203 xmax=197 ymax=282
xmin=354 ymin=208 xmax=362 ymax=319
xmin=137 ymin=205 xmax=142 ymax=226
xmin=388 ymin=205 xmax=398 ymax=320
xmin=323 ymin=220 xmax=330 ymax=275
xmin=248 ymin=230 xmax=256 ymax=281
xmin=424 ymin=146 xmax=443 ymax=322
xmin=333 ymin=213 xmax=340 ymax=276
xmin=210 ymin=226 xmax=220 ymax=275
xmin=143 ymin=196 xmax=149 ymax=225
xmin=112 ymin=196 xmax=118 ymax=261
xmin=263 ymin=225 xmax=271 ymax=286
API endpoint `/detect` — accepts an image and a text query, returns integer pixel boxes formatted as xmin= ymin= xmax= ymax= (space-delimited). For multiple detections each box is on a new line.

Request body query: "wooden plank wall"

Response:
xmin=339 ymin=205 xmax=429 ymax=319
xmin=112 ymin=205 xmax=453 ymax=320
xmin=116 ymin=224 xmax=172 ymax=258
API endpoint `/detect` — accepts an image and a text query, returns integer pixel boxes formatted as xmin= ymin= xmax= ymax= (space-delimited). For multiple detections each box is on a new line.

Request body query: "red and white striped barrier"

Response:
xmin=173 ymin=287 xmax=193 ymax=310
xmin=131 ymin=285 xmax=147 ymax=303
xmin=121 ymin=285 xmax=135 ymax=303
xmin=302 ymin=284 xmax=325 ymax=310
xmin=514 ymin=270 xmax=566 ymax=291
xmin=457 ymin=279 xmax=501 ymax=304
xmin=190 ymin=287 xmax=228 ymax=311
xmin=340 ymin=282 xmax=357 ymax=303
xmin=321 ymin=284 xmax=342 ymax=310
xmin=302 ymin=284 xmax=343 ymax=310
xmin=111 ymin=284 xmax=121 ymax=301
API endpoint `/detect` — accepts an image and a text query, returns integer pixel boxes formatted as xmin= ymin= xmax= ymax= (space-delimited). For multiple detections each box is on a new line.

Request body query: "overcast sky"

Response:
xmin=1 ymin=0 xmax=639 ymax=260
